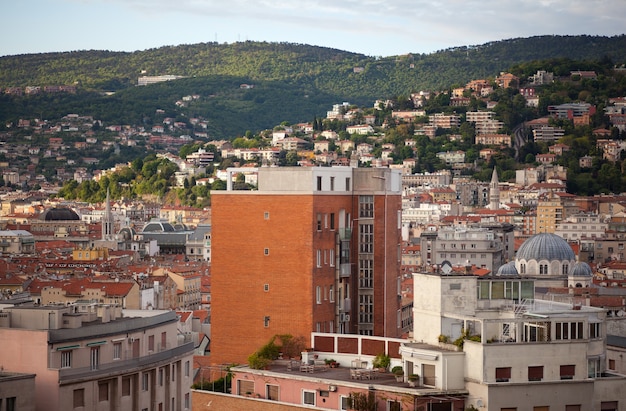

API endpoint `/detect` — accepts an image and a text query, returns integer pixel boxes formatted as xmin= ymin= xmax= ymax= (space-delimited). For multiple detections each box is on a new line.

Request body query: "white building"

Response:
xmin=403 ymin=239 xmax=626 ymax=410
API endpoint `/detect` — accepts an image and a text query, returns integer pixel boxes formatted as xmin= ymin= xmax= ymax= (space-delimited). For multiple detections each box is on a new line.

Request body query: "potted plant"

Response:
xmin=372 ymin=353 xmax=391 ymax=372
xmin=408 ymin=374 xmax=419 ymax=387
xmin=325 ymin=358 xmax=339 ymax=368
xmin=391 ymin=366 xmax=404 ymax=382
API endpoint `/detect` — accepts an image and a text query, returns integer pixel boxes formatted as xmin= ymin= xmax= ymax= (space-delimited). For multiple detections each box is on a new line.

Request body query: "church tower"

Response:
xmin=489 ymin=167 xmax=500 ymax=210
xmin=102 ymin=188 xmax=114 ymax=240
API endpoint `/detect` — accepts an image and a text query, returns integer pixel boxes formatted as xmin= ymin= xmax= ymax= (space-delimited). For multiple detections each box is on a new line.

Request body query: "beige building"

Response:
xmin=0 ymin=303 xmax=194 ymax=411
xmin=153 ymin=267 xmax=202 ymax=310
xmin=33 ymin=278 xmax=141 ymax=309
xmin=0 ymin=371 xmax=36 ymax=411
xmin=0 ymin=229 xmax=35 ymax=255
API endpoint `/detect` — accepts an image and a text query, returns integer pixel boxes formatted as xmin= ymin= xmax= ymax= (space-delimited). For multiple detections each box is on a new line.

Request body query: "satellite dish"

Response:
xmin=476 ymin=399 xmax=483 ymax=408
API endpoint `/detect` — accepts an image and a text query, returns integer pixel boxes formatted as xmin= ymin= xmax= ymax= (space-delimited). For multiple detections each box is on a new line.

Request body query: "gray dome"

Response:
xmin=142 ymin=221 xmax=175 ymax=232
xmin=570 ymin=262 xmax=592 ymax=277
xmin=39 ymin=207 xmax=80 ymax=221
xmin=496 ymin=261 xmax=519 ymax=276
xmin=119 ymin=227 xmax=137 ymax=241
xmin=516 ymin=233 xmax=575 ymax=262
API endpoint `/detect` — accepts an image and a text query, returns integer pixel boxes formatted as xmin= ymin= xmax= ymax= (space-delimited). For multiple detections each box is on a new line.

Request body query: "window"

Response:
xmin=99 ymin=381 xmax=109 ymax=402
xmin=317 ymin=213 xmax=322 ymax=231
xmin=90 ymin=347 xmax=100 ymax=370
xmin=185 ymin=360 xmax=190 ymax=377
xmin=324 ymin=213 xmax=328 ymax=229
xmin=330 ymin=249 xmax=335 ymax=267
xmin=159 ymin=368 xmax=164 ymax=386
xmin=560 ymin=364 xmax=575 ymax=380
xmin=317 ymin=250 xmax=321 ymax=267
xmin=556 ymin=322 xmax=584 ymax=340
xmin=316 ymin=286 xmax=322 ymax=304
xmin=609 ymin=359 xmax=616 ymax=370
xmin=540 ymin=264 xmax=548 ymax=274
xmin=73 ymin=389 xmax=85 ymax=408
xmin=264 ymin=316 xmax=270 ymax=328
xmin=142 ymin=372 xmax=149 ymax=390
xmin=496 ymin=367 xmax=511 ymax=382
xmin=528 ymin=365 xmax=543 ymax=381
xmin=316 ymin=176 xmax=322 ymax=190
xmin=589 ymin=322 xmax=601 ymax=339
xmin=303 ymin=390 xmax=316 ymax=406
xmin=565 ymin=406 xmax=581 ymax=411
xmin=264 ymin=211 xmax=270 ymax=220
xmin=330 ymin=213 xmax=335 ymax=230
xmin=359 ymin=257 xmax=373 ymax=289
xmin=359 ymin=195 xmax=374 ymax=218
xmin=149 ymin=335 xmax=155 ymax=352
xmin=264 ymin=248 xmax=269 ymax=256
xmin=387 ymin=400 xmax=401 ymax=411
xmin=359 ymin=224 xmax=374 ymax=253
xmin=266 ymin=384 xmax=279 ymax=401
xmin=61 ymin=350 xmax=72 ymax=368
xmin=600 ymin=401 xmax=618 ymax=411
xmin=345 ymin=177 xmax=351 ymax=191
xmin=358 ymin=294 xmax=373 ymax=324
xmin=122 ymin=376 xmax=131 ymax=396
xmin=329 ymin=285 xmax=335 ymax=302
xmin=264 ymin=283 xmax=270 ymax=292
xmin=113 ymin=342 xmax=122 ymax=360
xmin=185 ymin=393 xmax=190 ymax=409
xmin=330 ymin=176 xmax=335 ymax=191
xmin=340 ymin=395 xmax=350 ymax=410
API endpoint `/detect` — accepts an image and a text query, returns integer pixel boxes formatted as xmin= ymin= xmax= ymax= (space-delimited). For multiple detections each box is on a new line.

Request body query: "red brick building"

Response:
xmin=210 ymin=167 xmax=402 ymax=365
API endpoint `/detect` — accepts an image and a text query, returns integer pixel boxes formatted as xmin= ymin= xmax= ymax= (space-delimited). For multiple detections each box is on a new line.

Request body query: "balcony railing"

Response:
xmin=57 ymin=341 xmax=194 ymax=384
xmin=338 ymin=228 xmax=352 ymax=241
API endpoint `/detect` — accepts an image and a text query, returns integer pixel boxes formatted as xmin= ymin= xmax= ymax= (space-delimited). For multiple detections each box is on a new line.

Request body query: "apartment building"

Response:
xmin=210 ymin=167 xmax=402 ymax=365
xmin=428 ymin=112 xmax=461 ymax=129
xmin=419 ymin=223 xmax=515 ymax=273
xmin=532 ymin=126 xmax=565 ymax=141
xmin=0 ymin=303 xmax=194 ymax=411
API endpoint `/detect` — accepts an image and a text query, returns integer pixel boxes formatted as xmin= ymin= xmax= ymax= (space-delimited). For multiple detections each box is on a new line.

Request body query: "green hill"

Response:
xmin=1 ymin=35 xmax=625 ymax=138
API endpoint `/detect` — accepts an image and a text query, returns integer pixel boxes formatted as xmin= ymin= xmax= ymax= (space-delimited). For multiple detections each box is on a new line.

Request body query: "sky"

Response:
xmin=1 ymin=0 xmax=625 ymax=58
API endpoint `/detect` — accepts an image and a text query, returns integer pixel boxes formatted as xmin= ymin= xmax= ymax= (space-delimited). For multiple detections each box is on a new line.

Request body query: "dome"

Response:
xmin=118 ymin=227 xmax=137 ymax=241
xmin=516 ymin=233 xmax=575 ymax=262
xmin=496 ymin=261 xmax=519 ymax=276
xmin=142 ymin=221 xmax=175 ymax=233
xmin=570 ymin=262 xmax=593 ymax=277
xmin=39 ymin=207 xmax=80 ymax=221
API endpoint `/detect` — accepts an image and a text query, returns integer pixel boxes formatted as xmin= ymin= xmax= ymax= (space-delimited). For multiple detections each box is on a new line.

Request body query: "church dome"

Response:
xmin=39 ymin=207 xmax=80 ymax=221
xmin=496 ymin=261 xmax=519 ymax=276
xmin=570 ymin=262 xmax=593 ymax=277
xmin=516 ymin=233 xmax=575 ymax=262
xmin=118 ymin=227 xmax=137 ymax=241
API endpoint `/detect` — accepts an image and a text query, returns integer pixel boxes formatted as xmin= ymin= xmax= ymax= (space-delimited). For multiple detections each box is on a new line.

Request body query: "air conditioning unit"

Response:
xmin=128 ymin=337 xmax=137 ymax=343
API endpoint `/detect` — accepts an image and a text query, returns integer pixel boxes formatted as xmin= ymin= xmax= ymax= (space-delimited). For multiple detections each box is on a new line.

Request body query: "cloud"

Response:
xmin=5 ymin=0 xmax=625 ymax=57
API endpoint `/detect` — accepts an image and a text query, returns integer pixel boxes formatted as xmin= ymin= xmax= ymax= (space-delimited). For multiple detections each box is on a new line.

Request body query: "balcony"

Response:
xmin=57 ymin=341 xmax=194 ymax=384
xmin=338 ymin=228 xmax=352 ymax=241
